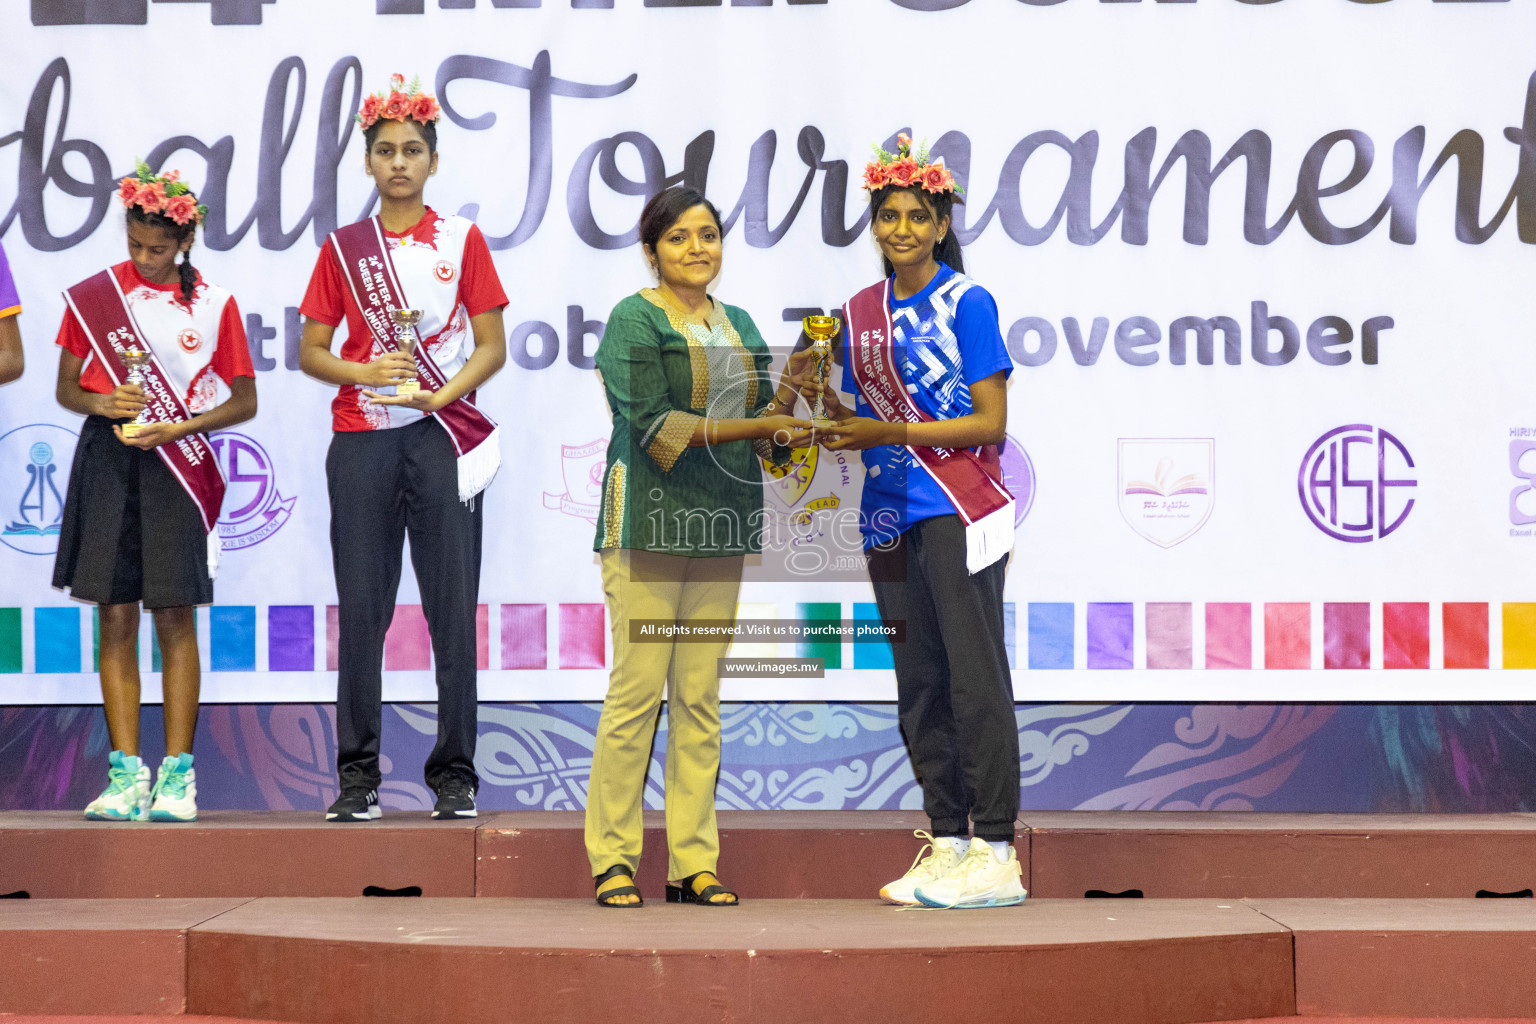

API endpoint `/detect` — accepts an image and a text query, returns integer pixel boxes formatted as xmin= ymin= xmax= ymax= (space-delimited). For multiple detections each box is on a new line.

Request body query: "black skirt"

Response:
xmin=52 ymin=415 xmax=214 ymax=610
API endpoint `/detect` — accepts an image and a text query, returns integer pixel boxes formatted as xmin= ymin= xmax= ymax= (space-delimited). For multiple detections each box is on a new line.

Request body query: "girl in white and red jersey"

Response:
xmin=298 ymin=74 xmax=507 ymax=822
xmin=53 ymin=164 xmax=257 ymax=823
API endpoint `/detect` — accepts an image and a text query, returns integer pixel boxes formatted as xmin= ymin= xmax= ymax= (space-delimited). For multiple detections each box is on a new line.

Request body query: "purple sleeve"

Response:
xmin=0 ymin=241 xmax=19 ymax=317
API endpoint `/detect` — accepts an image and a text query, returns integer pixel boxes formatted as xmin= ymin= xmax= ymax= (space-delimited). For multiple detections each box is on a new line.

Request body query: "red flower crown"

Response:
xmin=357 ymin=73 xmax=442 ymax=131
xmin=862 ymin=134 xmax=961 ymax=196
xmin=117 ymin=161 xmax=206 ymax=227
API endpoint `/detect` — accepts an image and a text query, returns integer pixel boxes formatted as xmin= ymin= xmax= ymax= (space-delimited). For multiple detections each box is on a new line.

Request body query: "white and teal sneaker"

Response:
xmin=149 ymin=753 xmax=197 ymax=822
xmin=83 ymin=750 xmax=151 ymax=821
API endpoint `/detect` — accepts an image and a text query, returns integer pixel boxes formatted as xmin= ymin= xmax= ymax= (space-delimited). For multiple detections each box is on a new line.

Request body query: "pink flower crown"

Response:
xmin=862 ymin=134 xmax=962 ymax=197
xmin=117 ymin=161 xmax=206 ymax=227
xmin=357 ymin=73 xmax=442 ymax=131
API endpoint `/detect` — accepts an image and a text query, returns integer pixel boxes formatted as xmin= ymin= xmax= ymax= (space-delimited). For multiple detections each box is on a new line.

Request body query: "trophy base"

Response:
xmin=811 ymin=418 xmax=836 ymax=431
xmin=396 ymin=380 xmax=421 ymax=396
xmin=121 ymin=422 xmax=144 ymax=439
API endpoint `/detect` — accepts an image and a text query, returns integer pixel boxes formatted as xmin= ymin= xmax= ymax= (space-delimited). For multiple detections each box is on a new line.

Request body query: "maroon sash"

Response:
xmin=844 ymin=279 xmax=1014 ymax=573
xmin=331 ymin=218 xmax=501 ymax=501
xmin=63 ymin=271 xmax=226 ymax=537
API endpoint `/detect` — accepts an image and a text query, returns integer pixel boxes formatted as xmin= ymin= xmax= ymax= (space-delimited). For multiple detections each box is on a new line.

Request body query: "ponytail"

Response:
xmin=177 ymin=243 xmax=197 ymax=304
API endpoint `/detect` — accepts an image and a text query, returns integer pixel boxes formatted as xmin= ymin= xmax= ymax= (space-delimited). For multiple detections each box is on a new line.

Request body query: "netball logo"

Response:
xmin=434 ymin=260 xmax=456 ymax=283
xmin=0 ymin=424 xmax=77 ymax=556
xmin=1299 ymin=424 xmax=1415 ymax=542
xmin=209 ymin=431 xmax=296 ymax=550
xmin=178 ymin=328 xmax=202 ymax=352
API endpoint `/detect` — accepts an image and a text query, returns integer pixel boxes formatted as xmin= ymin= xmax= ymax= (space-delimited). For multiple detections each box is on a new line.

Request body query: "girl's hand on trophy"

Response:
xmin=781 ymin=349 xmax=817 ymax=392
xmin=359 ymin=351 xmax=417 ymax=388
xmin=114 ymin=421 xmax=183 ymax=450
xmin=100 ymin=384 xmax=146 ymax=420
xmin=820 ymin=416 xmax=896 ymax=452
xmin=363 ymin=386 xmax=441 ymax=412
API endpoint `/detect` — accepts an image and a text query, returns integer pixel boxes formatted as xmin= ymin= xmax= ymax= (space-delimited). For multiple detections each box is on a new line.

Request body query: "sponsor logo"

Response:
xmin=543 ymin=439 xmax=607 ymax=522
xmin=1509 ymin=430 xmax=1536 ymax=534
xmin=999 ymin=434 xmax=1036 ymax=529
xmin=177 ymin=328 xmax=201 ymax=352
xmin=1118 ymin=438 xmax=1213 ymax=548
xmin=209 ymin=431 xmax=295 ymax=550
xmin=0 ymin=424 xmax=76 ymax=555
xmin=1298 ymin=424 xmax=1415 ymax=543
xmin=434 ymin=260 xmax=456 ymax=283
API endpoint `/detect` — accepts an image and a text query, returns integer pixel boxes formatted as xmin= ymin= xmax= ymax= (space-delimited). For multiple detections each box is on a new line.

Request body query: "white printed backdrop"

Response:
xmin=1 ymin=0 xmax=1534 ymax=704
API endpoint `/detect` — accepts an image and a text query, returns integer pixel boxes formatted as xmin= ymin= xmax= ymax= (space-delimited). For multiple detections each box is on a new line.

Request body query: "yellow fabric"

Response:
xmin=585 ymin=548 xmax=743 ymax=882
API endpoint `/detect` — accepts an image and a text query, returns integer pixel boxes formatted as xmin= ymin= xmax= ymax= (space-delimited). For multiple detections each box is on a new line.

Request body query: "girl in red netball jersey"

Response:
xmin=54 ymin=164 xmax=257 ymax=822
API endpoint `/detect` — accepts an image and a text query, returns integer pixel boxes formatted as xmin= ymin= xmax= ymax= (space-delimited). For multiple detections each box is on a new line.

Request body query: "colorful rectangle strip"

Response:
xmin=1028 ymin=603 xmax=1073 ymax=670
xmin=1382 ymin=602 xmax=1429 ymax=670
xmin=1086 ymin=603 xmax=1133 ymax=670
xmin=1205 ymin=603 xmax=1251 ymax=670
xmin=475 ymin=604 xmax=489 ymax=672
xmin=559 ymin=603 xmax=606 ymax=669
xmin=34 ymin=607 xmax=80 ymax=674
xmin=1264 ymin=603 xmax=1310 ymax=669
xmin=383 ymin=605 xmax=432 ymax=671
xmin=501 ymin=604 xmax=547 ymax=670
xmin=1502 ymin=603 xmax=1536 ymax=669
xmin=1443 ymin=602 xmax=1489 ymax=669
xmin=1323 ymin=603 xmax=1370 ymax=670
xmin=1145 ymin=603 xmax=1191 ymax=670
xmin=1003 ymin=602 xmax=1016 ymax=670
xmin=211 ymin=606 xmax=256 ymax=672
xmin=853 ymin=602 xmax=893 ymax=670
xmin=267 ymin=606 xmax=314 ymax=672
xmin=796 ymin=602 xmax=841 ymax=670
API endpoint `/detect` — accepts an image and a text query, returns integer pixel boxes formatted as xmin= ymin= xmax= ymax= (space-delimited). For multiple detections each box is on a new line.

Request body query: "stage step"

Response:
xmin=0 ymin=897 xmax=248 ymax=1016
xmin=183 ymin=897 xmax=1292 ymax=1024
xmin=6 ymin=810 xmax=1536 ymax=900
xmin=1027 ymin=811 xmax=1536 ymax=898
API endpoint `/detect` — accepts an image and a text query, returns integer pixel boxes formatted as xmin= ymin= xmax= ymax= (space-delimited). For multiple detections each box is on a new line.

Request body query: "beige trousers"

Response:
xmin=585 ymin=548 xmax=743 ymax=882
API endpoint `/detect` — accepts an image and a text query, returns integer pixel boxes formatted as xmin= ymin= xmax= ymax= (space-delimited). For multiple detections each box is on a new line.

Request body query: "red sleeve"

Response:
xmin=459 ymin=225 xmax=508 ymax=318
xmin=212 ymin=296 xmax=255 ymax=385
xmin=55 ymin=308 xmax=90 ymax=358
xmin=299 ymin=239 xmax=347 ymax=327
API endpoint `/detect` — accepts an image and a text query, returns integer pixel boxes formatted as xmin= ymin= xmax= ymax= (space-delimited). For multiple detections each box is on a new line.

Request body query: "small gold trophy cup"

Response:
xmin=801 ymin=314 xmax=841 ymax=430
xmin=121 ymin=348 xmax=151 ymax=439
xmin=389 ymin=308 xmax=423 ymax=395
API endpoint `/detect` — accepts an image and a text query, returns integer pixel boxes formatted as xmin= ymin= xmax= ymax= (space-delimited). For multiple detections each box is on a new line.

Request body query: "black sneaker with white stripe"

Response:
xmin=431 ymin=772 xmax=477 ymax=819
xmin=325 ymin=786 xmax=381 ymax=822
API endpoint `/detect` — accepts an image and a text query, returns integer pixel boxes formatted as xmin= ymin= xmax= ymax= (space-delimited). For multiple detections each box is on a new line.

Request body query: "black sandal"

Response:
xmin=594 ymin=864 xmax=642 ymax=908
xmin=666 ymin=871 xmax=739 ymax=906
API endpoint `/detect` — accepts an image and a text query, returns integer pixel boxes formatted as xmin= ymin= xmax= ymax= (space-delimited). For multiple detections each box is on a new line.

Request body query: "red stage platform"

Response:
xmin=4 ymin=810 xmax=1536 ymax=1022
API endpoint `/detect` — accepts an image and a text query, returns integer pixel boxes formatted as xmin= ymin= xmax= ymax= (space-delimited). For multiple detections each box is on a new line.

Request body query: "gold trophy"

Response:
xmin=389 ymin=308 xmax=423 ymax=395
xmin=121 ymin=348 xmax=151 ymax=439
xmin=801 ymin=314 xmax=841 ymax=430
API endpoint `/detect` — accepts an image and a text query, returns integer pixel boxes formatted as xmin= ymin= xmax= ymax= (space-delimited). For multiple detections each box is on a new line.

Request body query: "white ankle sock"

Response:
xmin=986 ymin=840 xmax=1012 ymax=862
xmin=939 ymin=836 xmax=969 ymax=854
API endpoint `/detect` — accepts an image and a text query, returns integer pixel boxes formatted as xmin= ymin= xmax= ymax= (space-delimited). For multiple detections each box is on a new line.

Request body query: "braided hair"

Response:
xmin=126 ymin=201 xmax=200 ymax=304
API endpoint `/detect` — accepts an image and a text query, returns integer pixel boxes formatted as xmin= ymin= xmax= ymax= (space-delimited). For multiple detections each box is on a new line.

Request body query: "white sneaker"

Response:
xmin=149 ymin=753 xmax=197 ymax=822
xmin=914 ymin=837 xmax=1027 ymax=909
xmin=84 ymin=750 xmax=151 ymax=821
xmin=879 ymin=830 xmax=965 ymax=905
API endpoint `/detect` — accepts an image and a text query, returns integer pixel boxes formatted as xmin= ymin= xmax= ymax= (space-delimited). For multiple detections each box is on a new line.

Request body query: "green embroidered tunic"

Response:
xmin=593 ymin=290 xmax=783 ymax=557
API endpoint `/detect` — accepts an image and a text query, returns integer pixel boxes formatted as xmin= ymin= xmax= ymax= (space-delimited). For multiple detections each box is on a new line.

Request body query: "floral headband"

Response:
xmin=117 ymin=162 xmax=206 ymax=227
xmin=357 ymin=73 xmax=442 ymax=131
xmin=862 ymin=133 xmax=962 ymax=197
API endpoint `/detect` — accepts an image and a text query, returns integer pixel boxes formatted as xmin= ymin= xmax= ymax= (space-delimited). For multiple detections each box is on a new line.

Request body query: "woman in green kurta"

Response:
xmin=586 ymin=187 xmax=814 ymax=908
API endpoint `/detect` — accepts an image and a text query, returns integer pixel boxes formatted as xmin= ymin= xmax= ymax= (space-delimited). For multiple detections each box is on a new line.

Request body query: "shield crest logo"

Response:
xmin=1118 ymin=438 xmax=1214 ymax=548
xmin=542 ymin=439 xmax=608 ymax=522
xmin=762 ymin=445 xmax=819 ymax=508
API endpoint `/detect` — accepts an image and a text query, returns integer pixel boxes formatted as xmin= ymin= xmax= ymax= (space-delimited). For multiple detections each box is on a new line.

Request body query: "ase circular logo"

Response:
xmin=1298 ymin=424 xmax=1416 ymax=543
